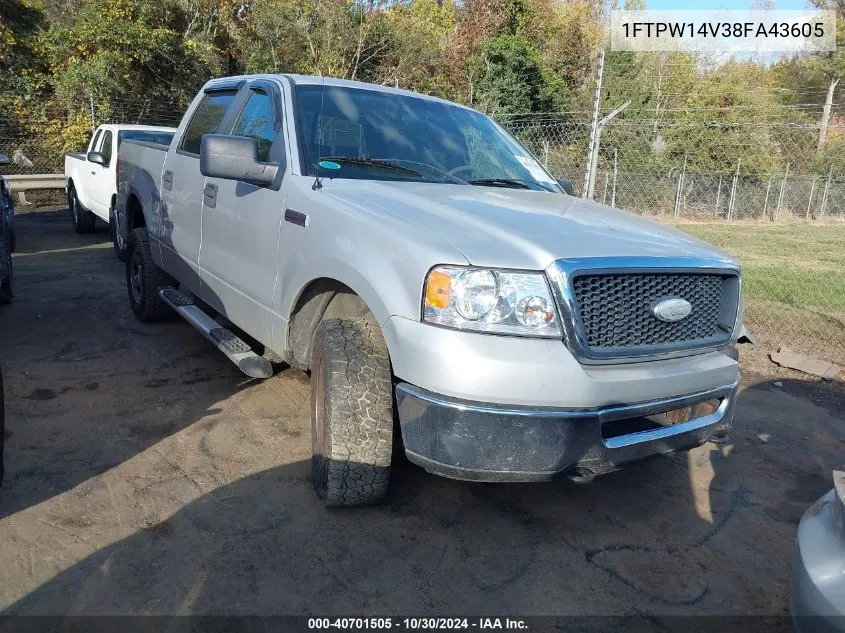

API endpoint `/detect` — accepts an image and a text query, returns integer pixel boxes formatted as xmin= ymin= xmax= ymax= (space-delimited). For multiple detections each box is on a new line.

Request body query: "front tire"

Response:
xmin=311 ymin=317 xmax=394 ymax=507
xmin=110 ymin=205 xmax=127 ymax=262
xmin=126 ymin=228 xmax=175 ymax=322
xmin=69 ymin=186 xmax=96 ymax=234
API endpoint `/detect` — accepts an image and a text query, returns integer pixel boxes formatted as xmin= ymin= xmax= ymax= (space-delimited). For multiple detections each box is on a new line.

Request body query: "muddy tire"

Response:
xmin=126 ymin=228 xmax=175 ymax=322
xmin=69 ymin=186 xmax=95 ymax=234
xmin=310 ymin=317 xmax=393 ymax=507
xmin=110 ymin=205 xmax=128 ymax=262
xmin=0 ymin=224 xmax=12 ymax=305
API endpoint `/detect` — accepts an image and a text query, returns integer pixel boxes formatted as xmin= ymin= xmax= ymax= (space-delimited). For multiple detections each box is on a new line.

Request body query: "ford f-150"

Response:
xmin=116 ymin=74 xmax=748 ymax=507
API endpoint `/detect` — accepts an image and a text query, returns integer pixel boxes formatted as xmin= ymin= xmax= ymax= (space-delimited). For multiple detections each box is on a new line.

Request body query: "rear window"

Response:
xmin=179 ymin=90 xmax=238 ymax=155
xmin=118 ymin=131 xmax=174 ymax=148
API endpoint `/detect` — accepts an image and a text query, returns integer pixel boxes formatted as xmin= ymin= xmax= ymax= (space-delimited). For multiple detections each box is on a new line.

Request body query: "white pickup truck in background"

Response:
xmin=64 ymin=125 xmax=175 ymax=260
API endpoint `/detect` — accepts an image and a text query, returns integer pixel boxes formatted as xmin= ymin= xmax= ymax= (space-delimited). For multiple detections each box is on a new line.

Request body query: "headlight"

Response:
xmin=423 ymin=265 xmax=562 ymax=338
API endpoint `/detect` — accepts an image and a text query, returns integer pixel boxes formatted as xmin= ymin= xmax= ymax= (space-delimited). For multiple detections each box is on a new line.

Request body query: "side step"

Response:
xmin=159 ymin=287 xmax=273 ymax=379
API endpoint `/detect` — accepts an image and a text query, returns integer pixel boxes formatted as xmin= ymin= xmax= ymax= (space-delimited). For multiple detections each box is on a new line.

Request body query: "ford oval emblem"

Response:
xmin=652 ymin=297 xmax=692 ymax=322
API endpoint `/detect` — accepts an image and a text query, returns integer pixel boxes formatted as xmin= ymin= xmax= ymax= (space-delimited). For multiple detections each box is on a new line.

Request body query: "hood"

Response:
xmin=320 ymin=180 xmax=736 ymax=270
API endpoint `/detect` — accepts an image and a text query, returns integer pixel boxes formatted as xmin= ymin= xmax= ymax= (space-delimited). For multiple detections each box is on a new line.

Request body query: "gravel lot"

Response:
xmin=0 ymin=207 xmax=843 ymax=620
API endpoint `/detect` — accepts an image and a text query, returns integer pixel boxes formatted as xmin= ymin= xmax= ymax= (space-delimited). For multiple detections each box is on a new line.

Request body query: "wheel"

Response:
xmin=126 ymin=227 xmax=175 ymax=322
xmin=311 ymin=317 xmax=394 ymax=507
xmin=0 ymin=225 xmax=12 ymax=305
xmin=110 ymin=205 xmax=127 ymax=261
xmin=69 ymin=186 xmax=95 ymax=234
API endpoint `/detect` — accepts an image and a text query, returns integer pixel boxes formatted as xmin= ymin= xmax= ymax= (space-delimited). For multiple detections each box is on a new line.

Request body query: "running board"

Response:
xmin=159 ymin=287 xmax=273 ymax=379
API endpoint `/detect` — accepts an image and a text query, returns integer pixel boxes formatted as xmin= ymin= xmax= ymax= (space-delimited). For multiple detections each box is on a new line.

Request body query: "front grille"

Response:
xmin=571 ymin=272 xmax=733 ymax=353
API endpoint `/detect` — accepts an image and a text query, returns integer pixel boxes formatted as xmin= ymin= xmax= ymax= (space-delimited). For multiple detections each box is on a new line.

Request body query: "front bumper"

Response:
xmin=790 ymin=483 xmax=845 ymax=633
xmin=396 ymin=381 xmax=737 ymax=482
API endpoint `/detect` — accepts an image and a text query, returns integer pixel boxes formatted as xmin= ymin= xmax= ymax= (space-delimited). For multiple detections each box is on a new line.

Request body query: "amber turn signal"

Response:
xmin=425 ymin=270 xmax=452 ymax=309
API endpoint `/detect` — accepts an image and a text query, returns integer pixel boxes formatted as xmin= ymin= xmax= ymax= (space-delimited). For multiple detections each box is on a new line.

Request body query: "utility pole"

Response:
xmin=587 ymin=100 xmax=630 ymax=199
xmin=583 ymin=48 xmax=605 ymax=198
xmin=818 ymin=77 xmax=839 ymax=152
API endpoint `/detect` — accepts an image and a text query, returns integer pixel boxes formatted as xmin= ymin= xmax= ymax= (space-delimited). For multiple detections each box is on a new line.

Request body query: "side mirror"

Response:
xmin=556 ymin=178 xmax=574 ymax=196
xmin=0 ymin=154 xmax=8 ymax=166
xmin=87 ymin=151 xmax=107 ymax=166
xmin=200 ymin=134 xmax=278 ymax=186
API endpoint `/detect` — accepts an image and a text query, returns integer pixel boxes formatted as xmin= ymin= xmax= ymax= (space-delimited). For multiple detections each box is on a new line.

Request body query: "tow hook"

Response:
xmin=566 ymin=467 xmax=596 ymax=485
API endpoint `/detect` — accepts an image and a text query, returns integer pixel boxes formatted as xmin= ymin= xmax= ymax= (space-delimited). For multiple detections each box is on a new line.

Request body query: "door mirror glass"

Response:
xmin=556 ymin=178 xmax=574 ymax=195
xmin=0 ymin=154 xmax=9 ymax=166
xmin=87 ymin=151 xmax=107 ymax=166
xmin=200 ymin=134 xmax=279 ymax=187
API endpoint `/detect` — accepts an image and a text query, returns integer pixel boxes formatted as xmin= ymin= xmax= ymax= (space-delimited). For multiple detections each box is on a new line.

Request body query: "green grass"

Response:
xmin=668 ymin=222 xmax=845 ymax=361
xmin=673 ymin=223 xmax=845 ymax=311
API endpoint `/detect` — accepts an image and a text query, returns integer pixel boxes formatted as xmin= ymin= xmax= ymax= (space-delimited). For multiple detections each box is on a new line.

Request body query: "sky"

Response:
xmin=645 ymin=0 xmax=810 ymax=9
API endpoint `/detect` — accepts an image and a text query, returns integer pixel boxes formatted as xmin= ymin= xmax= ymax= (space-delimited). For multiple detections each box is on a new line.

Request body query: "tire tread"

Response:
xmin=312 ymin=317 xmax=393 ymax=507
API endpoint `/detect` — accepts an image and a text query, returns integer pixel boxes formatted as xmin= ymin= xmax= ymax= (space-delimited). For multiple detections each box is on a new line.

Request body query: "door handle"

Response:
xmin=203 ymin=183 xmax=218 ymax=209
xmin=162 ymin=170 xmax=173 ymax=191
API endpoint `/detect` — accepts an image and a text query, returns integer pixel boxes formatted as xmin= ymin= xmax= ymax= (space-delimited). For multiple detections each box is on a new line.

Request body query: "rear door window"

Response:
xmin=179 ymin=90 xmax=238 ymax=156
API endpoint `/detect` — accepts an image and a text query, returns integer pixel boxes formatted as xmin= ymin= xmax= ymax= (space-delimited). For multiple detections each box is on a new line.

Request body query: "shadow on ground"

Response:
xmin=0 ymin=208 xmax=842 ymax=618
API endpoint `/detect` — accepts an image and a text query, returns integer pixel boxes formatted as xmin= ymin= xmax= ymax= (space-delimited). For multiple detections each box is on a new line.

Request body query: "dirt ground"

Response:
xmin=0 ymin=206 xmax=843 ymax=619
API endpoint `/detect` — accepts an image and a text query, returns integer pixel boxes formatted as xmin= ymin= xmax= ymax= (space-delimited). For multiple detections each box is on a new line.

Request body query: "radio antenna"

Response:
xmin=312 ymin=75 xmax=326 ymax=191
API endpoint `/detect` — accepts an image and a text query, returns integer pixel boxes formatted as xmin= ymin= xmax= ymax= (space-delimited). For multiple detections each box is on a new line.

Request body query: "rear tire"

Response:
xmin=126 ymin=227 xmax=175 ymax=322
xmin=69 ymin=186 xmax=96 ymax=234
xmin=110 ymin=205 xmax=127 ymax=262
xmin=0 ymin=224 xmax=12 ymax=305
xmin=311 ymin=317 xmax=394 ymax=507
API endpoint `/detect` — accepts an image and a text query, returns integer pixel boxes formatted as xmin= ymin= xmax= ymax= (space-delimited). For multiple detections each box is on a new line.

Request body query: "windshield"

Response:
xmin=295 ymin=85 xmax=559 ymax=192
xmin=118 ymin=130 xmax=174 ymax=148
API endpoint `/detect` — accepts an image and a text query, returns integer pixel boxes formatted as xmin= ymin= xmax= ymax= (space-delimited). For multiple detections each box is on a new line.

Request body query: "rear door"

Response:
xmin=86 ymin=129 xmax=113 ymax=219
xmin=159 ymin=88 xmax=238 ymax=295
xmin=198 ymin=80 xmax=288 ymax=345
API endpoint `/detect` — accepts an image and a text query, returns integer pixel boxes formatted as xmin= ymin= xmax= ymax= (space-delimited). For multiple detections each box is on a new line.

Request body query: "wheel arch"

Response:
xmin=285 ymin=277 xmax=384 ymax=371
xmin=125 ymin=192 xmax=146 ymax=230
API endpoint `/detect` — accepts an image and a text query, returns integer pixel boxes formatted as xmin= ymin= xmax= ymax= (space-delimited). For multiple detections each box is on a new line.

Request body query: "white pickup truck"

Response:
xmin=65 ymin=124 xmax=175 ymax=259
xmin=117 ymin=74 xmax=750 ymax=507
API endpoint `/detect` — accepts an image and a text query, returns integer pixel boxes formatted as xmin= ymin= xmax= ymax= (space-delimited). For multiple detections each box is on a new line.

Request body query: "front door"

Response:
xmin=199 ymin=82 xmax=287 ymax=346
xmin=87 ymin=129 xmax=113 ymax=219
xmin=159 ymin=88 xmax=238 ymax=295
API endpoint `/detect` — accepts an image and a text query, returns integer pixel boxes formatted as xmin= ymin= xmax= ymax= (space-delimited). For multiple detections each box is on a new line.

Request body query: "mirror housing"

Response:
xmin=200 ymin=134 xmax=279 ymax=186
xmin=87 ymin=151 xmax=107 ymax=166
xmin=556 ymin=177 xmax=574 ymax=196
xmin=0 ymin=154 xmax=9 ymax=166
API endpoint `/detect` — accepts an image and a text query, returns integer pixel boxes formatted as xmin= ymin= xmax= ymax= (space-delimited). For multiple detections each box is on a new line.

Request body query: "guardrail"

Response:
xmin=4 ymin=174 xmax=65 ymax=191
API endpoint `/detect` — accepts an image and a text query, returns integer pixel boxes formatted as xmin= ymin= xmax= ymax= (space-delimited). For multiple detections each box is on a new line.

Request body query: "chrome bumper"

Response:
xmin=396 ymin=382 xmax=738 ymax=482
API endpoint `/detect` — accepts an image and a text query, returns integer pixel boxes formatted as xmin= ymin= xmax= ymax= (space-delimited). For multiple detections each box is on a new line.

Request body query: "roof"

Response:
xmin=202 ymin=73 xmax=477 ymax=112
xmin=98 ymin=124 xmax=177 ymax=132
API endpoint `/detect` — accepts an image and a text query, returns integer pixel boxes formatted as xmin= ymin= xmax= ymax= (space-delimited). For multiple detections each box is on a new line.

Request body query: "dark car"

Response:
xmin=0 ymin=154 xmax=13 ymax=304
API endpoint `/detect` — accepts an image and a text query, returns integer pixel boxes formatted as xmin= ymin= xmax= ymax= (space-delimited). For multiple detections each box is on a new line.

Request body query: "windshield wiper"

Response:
xmin=467 ymin=178 xmax=533 ymax=190
xmin=319 ymin=156 xmax=422 ymax=177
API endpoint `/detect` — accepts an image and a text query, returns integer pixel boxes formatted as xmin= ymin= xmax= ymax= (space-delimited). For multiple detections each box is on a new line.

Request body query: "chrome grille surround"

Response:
xmin=546 ymin=257 xmax=741 ymax=364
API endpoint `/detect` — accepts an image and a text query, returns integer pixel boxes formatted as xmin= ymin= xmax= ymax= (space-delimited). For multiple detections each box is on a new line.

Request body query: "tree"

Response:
xmin=471 ymin=34 xmax=570 ymax=115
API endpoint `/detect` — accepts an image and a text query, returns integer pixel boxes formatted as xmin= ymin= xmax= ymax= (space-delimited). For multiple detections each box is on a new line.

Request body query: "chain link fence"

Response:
xmin=1 ymin=100 xmax=843 ymax=365
xmin=502 ymin=112 xmax=845 ymax=366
